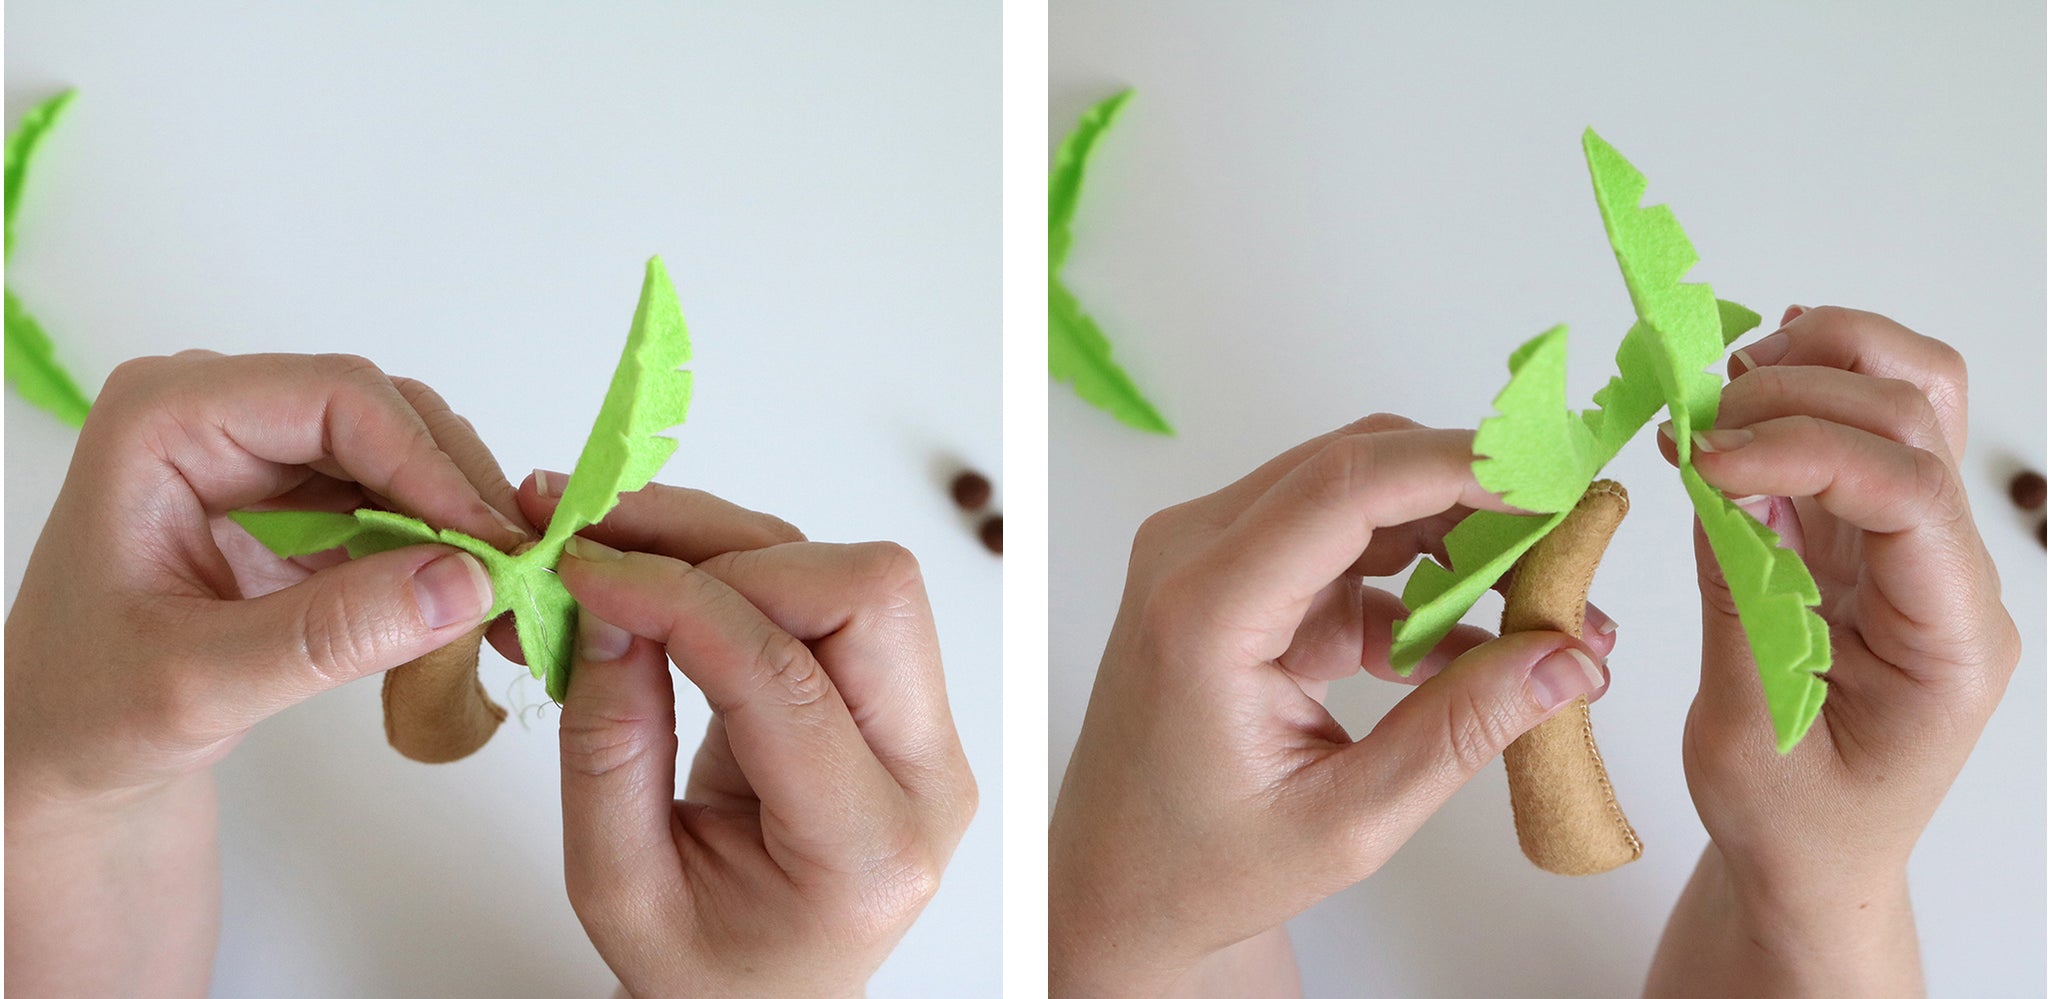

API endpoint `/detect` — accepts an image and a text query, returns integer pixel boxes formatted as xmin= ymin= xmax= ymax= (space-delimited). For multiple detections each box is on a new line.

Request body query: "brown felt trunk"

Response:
xmin=381 ymin=624 xmax=504 ymax=763
xmin=1499 ymin=480 xmax=1642 ymax=876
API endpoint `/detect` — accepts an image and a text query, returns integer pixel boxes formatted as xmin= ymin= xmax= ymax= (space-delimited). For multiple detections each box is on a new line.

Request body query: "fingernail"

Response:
xmin=1657 ymin=420 xmax=1675 ymax=443
xmin=532 ymin=469 xmax=560 ymax=499
xmin=575 ymin=608 xmax=634 ymax=663
xmin=1734 ymin=494 xmax=1775 ymax=525
xmin=1528 ymin=647 xmax=1605 ymax=711
xmin=487 ymin=505 xmax=528 ymax=539
xmin=1743 ymin=330 xmax=1792 ymax=367
xmin=414 ymin=552 xmax=493 ymax=630
xmin=1692 ymin=428 xmax=1754 ymax=453
xmin=565 ymin=535 xmax=624 ymax=562
xmin=1585 ymin=604 xmax=1619 ymax=636
xmin=1780 ymin=304 xmax=1808 ymax=326
xmin=1730 ymin=348 xmax=1758 ymax=376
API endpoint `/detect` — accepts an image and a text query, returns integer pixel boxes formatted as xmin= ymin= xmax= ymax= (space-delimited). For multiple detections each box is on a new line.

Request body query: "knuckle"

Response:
xmin=1871 ymin=377 xmax=1938 ymax=437
xmin=1344 ymin=412 xmax=1421 ymax=435
xmin=315 ymin=352 xmax=382 ymax=382
xmin=1927 ymin=337 xmax=1968 ymax=387
xmin=862 ymin=842 xmax=944 ymax=925
xmin=1132 ymin=504 xmax=1191 ymax=551
xmin=852 ymin=540 xmax=925 ymax=594
xmin=762 ymin=514 xmax=807 ymax=544
xmin=1906 ymin=446 xmax=1966 ymax=523
xmin=558 ymin=713 xmax=665 ymax=780
xmin=97 ymin=355 xmax=175 ymax=412
xmin=1439 ymin=685 xmax=1520 ymax=775
xmin=1298 ymin=436 xmax=1373 ymax=508
xmin=296 ymin=589 xmax=381 ymax=689
xmin=754 ymin=628 xmax=829 ymax=708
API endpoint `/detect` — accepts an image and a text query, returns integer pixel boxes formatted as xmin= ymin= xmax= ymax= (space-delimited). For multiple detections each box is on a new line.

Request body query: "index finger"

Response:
xmin=1188 ymin=428 xmax=1512 ymax=662
xmin=1730 ymin=306 xmax=1968 ymax=458
xmin=100 ymin=352 xmax=522 ymax=548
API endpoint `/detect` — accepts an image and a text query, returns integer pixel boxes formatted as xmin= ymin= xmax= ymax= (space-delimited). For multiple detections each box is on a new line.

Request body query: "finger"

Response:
xmin=1353 ymin=589 xmax=1618 ymax=686
xmin=1184 ymin=414 xmax=1430 ymax=524
xmin=1179 ymin=429 xmax=1516 ymax=662
xmin=96 ymin=352 xmax=524 ymax=549
xmin=1303 ymin=631 xmax=1607 ymax=872
xmin=390 ymin=376 xmax=533 ymax=538
xmin=692 ymin=543 xmax=973 ymax=831
xmin=517 ymin=470 xmax=805 ymax=562
xmin=559 ymin=609 xmax=687 ymax=914
xmin=1687 ymin=416 xmax=2001 ymax=664
xmin=1282 ymin=583 xmax=1482 ymax=685
xmin=1718 ymin=364 xmax=1951 ymax=457
xmin=1729 ymin=306 xmax=1967 ymax=458
xmin=192 ymin=545 xmax=494 ymax=729
xmin=556 ymin=544 xmax=915 ymax=869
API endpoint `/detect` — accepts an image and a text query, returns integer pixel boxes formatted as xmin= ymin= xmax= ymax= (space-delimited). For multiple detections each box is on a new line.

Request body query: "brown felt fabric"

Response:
xmin=382 ymin=624 xmax=505 ymax=763
xmin=1499 ymin=479 xmax=1642 ymax=876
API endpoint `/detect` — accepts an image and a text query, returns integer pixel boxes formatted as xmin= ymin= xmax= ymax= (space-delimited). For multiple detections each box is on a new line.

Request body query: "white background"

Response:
xmin=7 ymin=3 xmax=999 ymax=996
xmin=1052 ymin=2 xmax=2044 ymax=997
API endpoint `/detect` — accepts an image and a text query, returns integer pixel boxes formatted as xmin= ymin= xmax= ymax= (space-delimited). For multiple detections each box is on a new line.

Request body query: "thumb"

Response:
xmin=1314 ymin=631 xmax=1606 ymax=871
xmin=203 ymin=545 xmax=494 ymax=727
xmin=558 ymin=608 xmax=685 ymax=920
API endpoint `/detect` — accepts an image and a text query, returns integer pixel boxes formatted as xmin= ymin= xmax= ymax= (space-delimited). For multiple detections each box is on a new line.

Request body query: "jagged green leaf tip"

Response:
xmin=231 ymin=256 xmax=693 ymax=704
xmin=1050 ymin=89 xmax=1173 ymax=435
xmin=1391 ymin=129 xmax=1828 ymax=754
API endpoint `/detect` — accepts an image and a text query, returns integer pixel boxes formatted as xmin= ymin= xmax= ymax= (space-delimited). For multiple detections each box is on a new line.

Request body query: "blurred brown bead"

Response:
xmin=951 ymin=470 xmax=993 ymax=511
xmin=2037 ymin=518 xmax=2045 ymax=549
xmin=978 ymin=514 xmax=1003 ymax=555
xmin=2010 ymin=470 xmax=2046 ymax=511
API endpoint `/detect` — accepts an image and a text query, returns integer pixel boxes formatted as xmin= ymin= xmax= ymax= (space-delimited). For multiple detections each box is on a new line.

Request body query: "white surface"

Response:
xmin=1051 ymin=3 xmax=2044 ymax=996
xmin=6 ymin=3 xmax=998 ymax=996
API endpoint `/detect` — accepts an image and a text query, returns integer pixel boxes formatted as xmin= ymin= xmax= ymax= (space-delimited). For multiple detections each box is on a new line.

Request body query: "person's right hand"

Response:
xmin=519 ymin=482 xmax=977 ymax=998
xmin=1646 ymin=307 xmax=2021 ymax=997
xmin=1049 ymin=415 xmax=1617 ymax=998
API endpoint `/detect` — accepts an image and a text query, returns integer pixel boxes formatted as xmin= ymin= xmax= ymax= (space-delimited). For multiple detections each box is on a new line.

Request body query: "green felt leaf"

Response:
xmin=6 ymin=290 xmax=92 ymax=427
xmin=1582 ymin=128 xmax=1724 ymax=462
xmin=1050 ymin=278 xmax=1174 ymax=435
xmin=225 ymin=509 xmax=371 ymax=557
xmin=1390 ymin=509 xmax=1567 ymax=673
xmin=1472 ymin=325 xmax=1602 ymax=514
xmin=231 ymin=257 xmax=693 ymax=706
xmin=1394 ymin=132 xmax=1828 ymax=751
xmin=1582 ymin=131 xmax=1829 ymax=751
xmin=1717 ymin=298 xmax=1762 ymax=347
xmin=542 ymin=255 xmax=693 ymax=560
xmin=1051 ymin=88 xmax=1131 ymax=271
xmin=6 ymin=91 xmax=95 ymax=427
xmin=6 ymin=89 xmax=74 ymax=261
xmin=1049 ymin=90 xmax=1172 ymax=436
xmin=1682 ymin=465 xmax=1829 ymax=752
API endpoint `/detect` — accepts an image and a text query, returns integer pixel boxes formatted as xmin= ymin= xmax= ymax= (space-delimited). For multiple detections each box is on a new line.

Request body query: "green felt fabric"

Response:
xmin=233 ymin=256 xmax=692 ymax=704
xmin=1049 ymin=89 xmax=1172 ymax=435
xmin=1390 ymin=130 xmax=1830 ymax=752
xmin=5 ymin=90 xmax=94 ymax=427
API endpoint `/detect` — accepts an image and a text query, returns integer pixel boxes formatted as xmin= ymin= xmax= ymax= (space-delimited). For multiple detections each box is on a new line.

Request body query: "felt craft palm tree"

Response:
xmin=1392 ymin=130 xmax=1830 ymax=874
xmin=232 ymin=257 xmax=694 ymax=761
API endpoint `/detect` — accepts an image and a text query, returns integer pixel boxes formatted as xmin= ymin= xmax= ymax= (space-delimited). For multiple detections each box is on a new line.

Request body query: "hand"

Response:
xmin=5 ymin=351 xmax=533 ymax=997
xmin=524 ymin=483 xmax=975 ymax=998
xmin=1049 ymin=415 xmax=1616 ymax=998
xmin=1647 ymin=307 xmax=2020 ymax=997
